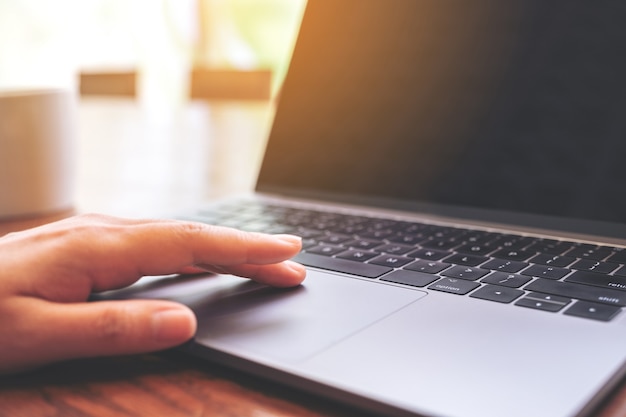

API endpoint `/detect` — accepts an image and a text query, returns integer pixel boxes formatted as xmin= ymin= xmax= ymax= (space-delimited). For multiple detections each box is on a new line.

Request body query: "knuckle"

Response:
xmin=176 ymin=221 xmax=211 ymax=236
xmin=95 ymin=308 xmax=132 ymax=342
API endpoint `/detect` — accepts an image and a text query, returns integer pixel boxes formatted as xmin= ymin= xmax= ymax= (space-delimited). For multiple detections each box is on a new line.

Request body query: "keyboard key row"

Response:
xmin=194 ymin=202 xmax=626 ymax=321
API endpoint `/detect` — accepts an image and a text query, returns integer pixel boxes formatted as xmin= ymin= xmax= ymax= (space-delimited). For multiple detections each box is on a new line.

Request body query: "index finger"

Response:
xmin=87 ymin=218 xmax=304 ymax=290
xmin=6 ymin=214 xmax=304 ymax=295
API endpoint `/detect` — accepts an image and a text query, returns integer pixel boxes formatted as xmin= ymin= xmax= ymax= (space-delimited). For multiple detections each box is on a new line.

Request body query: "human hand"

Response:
xmin=0 ymin=214 xmax=305 ymax=375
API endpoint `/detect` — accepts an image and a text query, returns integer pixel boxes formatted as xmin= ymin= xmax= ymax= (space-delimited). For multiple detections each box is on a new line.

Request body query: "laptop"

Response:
xmin=98 ymin=1 xmax=626 ymax=416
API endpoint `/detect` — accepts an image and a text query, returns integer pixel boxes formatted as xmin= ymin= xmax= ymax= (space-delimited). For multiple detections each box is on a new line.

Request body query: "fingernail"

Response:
xmin=285 ymin=261 xmax=307 ymax=285
xmin=152 ymin=308 xmax=197 ymax=343
xmin=273 ymin=234 xmax=302 ymax=245
xmin=285 ymin=260 xmax=306 ymax=274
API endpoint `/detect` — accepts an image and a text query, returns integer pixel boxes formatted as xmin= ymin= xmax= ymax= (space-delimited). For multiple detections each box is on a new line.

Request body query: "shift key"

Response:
xmin=525 ymin=279 xmax=626 ymax=306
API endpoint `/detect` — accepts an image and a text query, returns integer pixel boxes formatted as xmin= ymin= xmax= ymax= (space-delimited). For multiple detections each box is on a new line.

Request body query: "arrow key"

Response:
xmin=470 ymin=285 xmax=524 ymax=303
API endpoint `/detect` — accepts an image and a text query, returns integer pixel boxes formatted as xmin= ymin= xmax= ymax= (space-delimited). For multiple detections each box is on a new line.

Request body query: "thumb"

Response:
xmin=9 ymin=299 xmax=196 ymax=372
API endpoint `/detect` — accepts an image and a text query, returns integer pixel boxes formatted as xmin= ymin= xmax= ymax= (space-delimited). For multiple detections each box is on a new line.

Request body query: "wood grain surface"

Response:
xmin=0 ymin=353 xmax=363 ymax=417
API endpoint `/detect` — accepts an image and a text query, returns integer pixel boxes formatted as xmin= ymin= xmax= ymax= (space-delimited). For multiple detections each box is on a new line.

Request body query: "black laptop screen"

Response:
xmin=257 ymin=0 xmax=626 ymax=228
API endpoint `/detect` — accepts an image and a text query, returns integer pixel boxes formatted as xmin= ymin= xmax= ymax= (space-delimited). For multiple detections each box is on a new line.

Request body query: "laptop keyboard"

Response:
xmin=185 ymin=201 xmax=626 ymax=323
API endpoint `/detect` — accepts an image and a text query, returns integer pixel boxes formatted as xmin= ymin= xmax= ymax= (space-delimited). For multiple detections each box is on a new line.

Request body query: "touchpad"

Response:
xmin=98 ymin=270 xmax=426 ymax=363
xmin=193 ymin=270 xmax=426 ymax=363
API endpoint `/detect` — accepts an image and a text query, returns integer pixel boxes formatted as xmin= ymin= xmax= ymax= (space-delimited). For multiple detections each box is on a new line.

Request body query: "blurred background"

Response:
xmin=0 ymin=0 xmax=306 ymax=217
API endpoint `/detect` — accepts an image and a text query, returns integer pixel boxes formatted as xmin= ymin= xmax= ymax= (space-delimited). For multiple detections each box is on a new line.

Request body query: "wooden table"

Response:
xmin=0 ymin=353 xmax=358 ymax=417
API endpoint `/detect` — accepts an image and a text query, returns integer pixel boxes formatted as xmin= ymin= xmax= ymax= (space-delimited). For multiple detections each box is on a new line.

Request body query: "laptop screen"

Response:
xmin=257 ymin=0 xmax=626 ymax=233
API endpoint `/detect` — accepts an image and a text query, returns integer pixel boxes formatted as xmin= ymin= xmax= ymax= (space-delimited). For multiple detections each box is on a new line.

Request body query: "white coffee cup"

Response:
xmin=0 ymin=89 xmax=75 ymax=219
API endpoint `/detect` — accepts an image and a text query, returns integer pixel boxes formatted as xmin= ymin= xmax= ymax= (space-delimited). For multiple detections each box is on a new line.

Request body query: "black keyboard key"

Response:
xmin=521 ymin=264 xmax=570 ymax=280
xmin=421 ymin=239 xmax=462 ymax=251
xmin=363 ymin=219 xmax=397 ymax=230
xmin=515 ymin=292 xmax=571 ymax=312
xmin=614 ymin=266 xmax=626 ymax=277
xmin=428 ymin=278 xmax=481 ymax=295
xmin=360 ymin=229 xmax=394 ymax=239
xmin=570 ymin=259 xmax=618 ymax=274
xmin=564 ymin=270 xmax=626 ymax=292
xmin=381 ymin=270 xmax=439 ymax=287
xmin=345 ymin=239 xmax=383 ymax=250
xmin=465 ymin=231 xmax=499 ymax=244
xmin=470 ymin=285 xmax=524 ymax=303
xmin=529 ymin=254 xmax=575 ymax=268
xmin=442 ymin=266 xmax=489 ymax=281
xmin=308 ymin=219 xmax=339 ymax=230
xmin=369 ymin=255 xmax=413 ymax=268
xmin=319 ymin=234 xmax=353 ymax=245
xmin=442 ymin=253 xmax=488 ymax=267
xmin=606 ymin=249 xmax=626 ymax=264
xmin=567 ymin=245 xmax=614 ymax=261
xmin=524 ymin=279 xmax=626 ymax=306
xmin=336 ymin=250 xmax=378 ymax=262
xmin=481 ymin=272 xmax=532 ymax=288
xmin=387 ymin=233 xmax=428 ymax=245
xmin=335 ymin=224 xmax=366 ymax=235
xmin=525 ymin=241 xmax=573 ymax=255
xmin=391 ymin=222 xmax=426 ymax=234
xmin=406 ymin=248 xmax=450 ymax=261
xmin=563 ymin=301 xmax=622 ymax=322
xmin=307 ymin=245 xmax=345 ymax=256
xmin=455 ymin=243 xmax=497 ymax=256
xmin=481 ymin=258 xmax=528 ymax=273
xmin=405 ymin=260 xmax=450 ymax=274
xmin=301 ymin=239 xmax=319 ymax=250
xmin=376 ymin=243 xmax=414 ymax=255
xmin=491 ymin=249 xmax=535 ymax=261
xmin=427 ymin=226 xmax=459 ymax=238
xmin=293 ymin=252 xmax=392 ymax=278
xmin=491 ymin=235 xmax=535 ymax=250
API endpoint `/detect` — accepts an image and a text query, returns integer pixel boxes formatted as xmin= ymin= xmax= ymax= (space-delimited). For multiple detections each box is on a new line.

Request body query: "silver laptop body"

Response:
xmin=100 ymin=1 xmax=626 ymax=416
